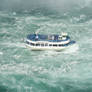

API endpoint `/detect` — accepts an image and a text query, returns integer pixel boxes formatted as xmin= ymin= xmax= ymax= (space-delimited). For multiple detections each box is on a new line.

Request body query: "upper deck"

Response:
xmin=27 ymin=34 xmax=70 ymax=42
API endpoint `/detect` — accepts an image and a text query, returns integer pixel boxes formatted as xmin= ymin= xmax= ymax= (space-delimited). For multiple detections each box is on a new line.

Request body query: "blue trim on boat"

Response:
xmin=27 ymin=34 xmax=70 ymax=42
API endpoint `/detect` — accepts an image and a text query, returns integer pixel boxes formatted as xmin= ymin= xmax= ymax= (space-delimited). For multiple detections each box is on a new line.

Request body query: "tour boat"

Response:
xmin=25 ymin=32 xmax=76 ymax=51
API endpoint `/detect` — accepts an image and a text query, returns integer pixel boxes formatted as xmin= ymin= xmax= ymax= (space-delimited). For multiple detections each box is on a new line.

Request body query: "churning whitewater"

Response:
xmin=0 ymin=0 xmax=92 ymax=92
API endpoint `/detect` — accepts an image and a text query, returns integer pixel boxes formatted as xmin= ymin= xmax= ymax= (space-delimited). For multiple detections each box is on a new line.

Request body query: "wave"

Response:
xmin=1 ymin=42 xmax=26 ymax=48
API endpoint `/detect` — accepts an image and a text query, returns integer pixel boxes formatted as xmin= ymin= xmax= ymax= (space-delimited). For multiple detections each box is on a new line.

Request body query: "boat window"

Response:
xmin=59 ymin=44 xmax=67 ymax=46
xmin=59 ymin=44 xmax=63 ymax=46
xmin=36 ymin=43 xmax=40 ymax=46
xmin=30 ymin=43 xmax=35 ymax=46
xmin=41 ymin=44 xmax=44 ymax=46
xmin=49 ymin=44 xmax=52 ymax=46
xmin=62 ymin=35 xmax=67 ymax=37
xmin=45 ymin=43 xmax=48 ymax=46
xmin=53 ymin=44 xmax=57 ymax=46
xmin=26 ymin=41 xmax=29 ymax=44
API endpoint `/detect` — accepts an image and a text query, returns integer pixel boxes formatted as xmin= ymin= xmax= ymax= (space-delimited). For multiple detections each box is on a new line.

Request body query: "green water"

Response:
xmin=0 ymin=7 xmax=92 ymax=92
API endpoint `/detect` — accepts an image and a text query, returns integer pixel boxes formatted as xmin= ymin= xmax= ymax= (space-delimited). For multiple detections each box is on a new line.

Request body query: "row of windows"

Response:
xmin=26 ymin=41 xmax=68 ymax=47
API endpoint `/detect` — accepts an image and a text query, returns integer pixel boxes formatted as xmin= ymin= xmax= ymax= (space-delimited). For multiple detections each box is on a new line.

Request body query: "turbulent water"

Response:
xmin=0 ymin=3 xmax=92 ymax=92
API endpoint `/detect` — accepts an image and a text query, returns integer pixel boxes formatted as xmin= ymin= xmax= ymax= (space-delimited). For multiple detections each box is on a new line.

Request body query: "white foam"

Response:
xmin=63 ymin=44 xmax=79 ymax=54
xmin=33 ymin=44 xmax=79 ymax=61
xmin=11 ymin=43 xmax=26 ymax=48
xmin=12 ymin=12 xmax=16 ymax=15
xmin=33 ymin=50 xmax=60 ymax=61
xmin=1 ymin=42 xmax=26 ymax=48
xmin=0 ymin=52 xmax=3 ymax=55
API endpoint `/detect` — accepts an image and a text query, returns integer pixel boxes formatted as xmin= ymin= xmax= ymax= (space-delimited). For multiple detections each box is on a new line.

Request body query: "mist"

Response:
xmin=0 ymin=0 xmax=92 ymax=12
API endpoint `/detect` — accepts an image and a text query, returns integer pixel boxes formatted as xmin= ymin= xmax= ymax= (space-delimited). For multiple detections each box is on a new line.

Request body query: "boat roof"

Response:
xmin=27 ymin=34 xmax=70 ymax=42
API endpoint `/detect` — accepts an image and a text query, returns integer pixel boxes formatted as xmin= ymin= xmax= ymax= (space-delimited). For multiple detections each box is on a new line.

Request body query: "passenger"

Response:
xmin=52 ymin=36 xmax=54 ymax=40
xmin=35 ymin=35 xmax=39 ymax=40
xmin=48 ymin=35 xmax=52 ymax=40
